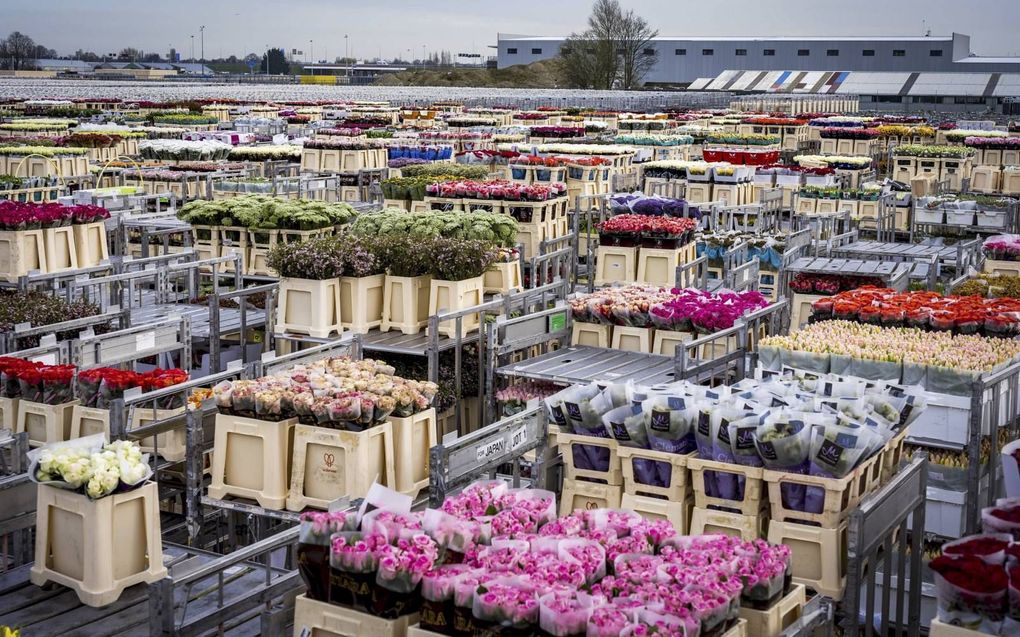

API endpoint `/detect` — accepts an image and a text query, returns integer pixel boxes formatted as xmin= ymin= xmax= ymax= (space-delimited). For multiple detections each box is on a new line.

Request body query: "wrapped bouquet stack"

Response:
xmin=544 ymin=370 xmax=921 ymax=599
xmin=293 ymin=480 xmax=797 ymax=637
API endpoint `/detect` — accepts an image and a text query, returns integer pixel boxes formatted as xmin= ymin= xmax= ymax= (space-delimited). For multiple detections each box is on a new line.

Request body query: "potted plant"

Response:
xmin=378 ymin=236 xmax=434 ymax=335
xmin=266 ymin=237 xmax=345 ymax=338
xmin=338 ymin=237 xmax=387 ymax=334
xmin=484 ymin=247 xmax=523 ymax=295
xmin=427 ymin=238 xmax=498 ymax=337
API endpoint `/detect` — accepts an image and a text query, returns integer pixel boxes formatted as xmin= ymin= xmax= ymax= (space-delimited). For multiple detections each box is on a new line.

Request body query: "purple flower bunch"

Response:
xmin=650 ymin=288 xmax=770 ymax=333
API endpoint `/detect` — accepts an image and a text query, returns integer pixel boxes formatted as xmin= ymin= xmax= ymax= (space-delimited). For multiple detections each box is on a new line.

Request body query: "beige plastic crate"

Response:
xmin=555 ymin=432 xmax=622 ymax=485
xmin=293 ymin=593 xmax=418 ymax=637
xmin=0 ymin=229 xmax=47 ymax=282
xmin=688 ymin=456 xmax=767 ymax=516
xmin=132 ymin=406 xmax=186 ymax=462
xmin=17 ymin=399 xmax=79 ymax=448
xmin=617 ymin=446 xmax=694 ymax=500
xmin=653 ymin=330 xmax=694 ymax=356
xmin=286 ymin=422 xmax=394 ymax=511
xmin=340 ymin=273 xmax=385 ymax=334
xmin=689 ymin=505 xmax=769 ymax=540
xmin=739 ymin=583 xmax=806 ymax=637
xmin=571 ymin=322 xmax=611 ymax=348
xmin=72 ymin=221 xmax=109 ymax=269
xmin=612 ymin=325 xmax=654 ymax=353
xmin=622 ymin=492 xmax=693 ymax=534
xmin=637 ymin=246 xmax=692 ymax=287
xmin=43 ymin=226 xmax=79 ymax=273
xmin=559 ymin=477 xmax=622 ymax=516
xmin=768 ymin=519 xmax=847 ymax=601
xmin=427 ymin=275 xmax=483 ymax=338
xmin=929 ymin=619 xmax=989 ymax=637
xmin=208 ymin=414 xmax=297 ymax=509
xmin=594 ymin=245 xmax=638 ymax=286
xmin=388 ymin=408 xmax=437 ymax=497
xmin=381 ymin=275 xmax=431 ymax=335
xmin=277 ymin=277 xmax=343 ymax=339
xmin=30 ymin=481 xmax=166 ymax=607
xmin=70 ymin=405 xmax=110 ymax=440
xmin=483 ymin=260 xmax=523 ymax=295
xmin=0 ymin=396 xmax=18 ymax=432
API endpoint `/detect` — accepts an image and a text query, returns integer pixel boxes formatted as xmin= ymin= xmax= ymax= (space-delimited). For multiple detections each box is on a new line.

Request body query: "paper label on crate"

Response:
xmin=548 ymin=312 xmax=566 ymax=333
xmin=509 ymin=425 xmax=529 ymax=452
xmin=136 ymin=331 xmax=156 ymax=352
xmin=31 ymin=353 xmax=57 ymax=365
xmin=298 ymin=628 xmax=311 ymax=637
xmin=310 ymin=180 xmax=326 ymax=190
xmin=476 ymin=437 xmax=507 ymax=462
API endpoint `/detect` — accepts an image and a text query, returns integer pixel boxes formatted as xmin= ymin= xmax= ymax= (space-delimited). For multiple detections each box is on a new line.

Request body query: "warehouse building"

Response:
xmin=495 ymin=33 xmax=1020 ymax=86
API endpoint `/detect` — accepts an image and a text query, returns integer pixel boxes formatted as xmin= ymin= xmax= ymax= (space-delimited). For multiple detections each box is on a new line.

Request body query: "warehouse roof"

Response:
xmin=694 ymin=69 xmax=1020 ymax=97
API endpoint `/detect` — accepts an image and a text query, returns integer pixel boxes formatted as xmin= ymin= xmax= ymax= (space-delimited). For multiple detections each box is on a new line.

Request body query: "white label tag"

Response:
xmin=510 ymin=425 xmax=528 ymax=452
xmin=136 ymin=331 xmax=156 ymax=352
xmin=476 ymin=438 xmax=506 ymax=462
xmin=32 ymin=353 xmax=57 ymax=365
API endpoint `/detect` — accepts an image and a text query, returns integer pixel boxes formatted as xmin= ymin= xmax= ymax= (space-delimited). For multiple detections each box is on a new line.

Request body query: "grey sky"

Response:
xmin=5 ymin=0 xmax=1020 ymax=61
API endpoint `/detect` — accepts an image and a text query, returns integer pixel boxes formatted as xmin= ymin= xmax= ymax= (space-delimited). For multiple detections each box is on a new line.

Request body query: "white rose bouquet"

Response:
xmin=29 ymin=434 xmax=153 ymax=499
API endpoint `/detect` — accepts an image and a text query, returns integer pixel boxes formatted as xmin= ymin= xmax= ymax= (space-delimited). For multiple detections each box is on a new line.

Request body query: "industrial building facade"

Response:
xmin=496 ymin=33 xmax=1020 ymax=86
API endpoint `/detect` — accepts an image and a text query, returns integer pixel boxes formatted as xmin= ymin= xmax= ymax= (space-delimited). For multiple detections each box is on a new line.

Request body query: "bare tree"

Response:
xmin=0 ymin=31 xmax=39 ymax=70
xmin=75 ymin=49 xmax=101 ymax=62
xmin=559 ymin=32 xmax=600 ymax=89
xmin=118 ymin=48 xmax=143 ymax=62
xmin=557 ymin=0 xmax=657 ymax=89
xmin=616 ymin=8 xmax=658 ymax=89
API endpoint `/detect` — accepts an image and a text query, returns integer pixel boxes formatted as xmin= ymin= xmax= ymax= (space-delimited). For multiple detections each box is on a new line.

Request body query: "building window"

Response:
xmin=955 ymin=96 xmax=984 ymax=104
xmin=862 ymin=49 xmax=875 ymax=56
xmin=874 ymin=95 xmax=903 ymax=103
xmin=735 ymin=48 xmax=747 ymax=56
xmin=702 ymin=49 xmax=714 ymax=56
xmin=797 ymin=49 xmax=810 ymax=56
xmin=827 ymin=49 xmax=839 ymax=57
xmin=763 ymin=49 xmax=775 ymax=56
xmin=893 ymin=49 xmax=906 ymax=57
xmin=912 ymin=96 xmax=942 ymax=104
xmin=507 ymin=48 xmax=517 ymax=55
xmin=531 ymin=48 xmax=542 ymax=55
xmin=643 ymin=48 xmax=656 ymax=56
xmin=675 ymin=48 xmax=686 ymax=55
xmin=930 ymin=49 xmax=944 ymax=57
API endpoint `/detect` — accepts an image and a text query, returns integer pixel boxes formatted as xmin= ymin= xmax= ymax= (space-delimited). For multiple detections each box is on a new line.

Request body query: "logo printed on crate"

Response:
xmin=323 ymin=452 xmax=335 ymax=469
xmin=585 ymin=500 xmax=600 ymax=510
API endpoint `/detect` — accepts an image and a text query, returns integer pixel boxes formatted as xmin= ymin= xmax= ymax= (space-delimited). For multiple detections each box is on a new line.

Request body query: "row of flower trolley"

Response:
xmin=3 ymin=99 xmax=1020 ymax=637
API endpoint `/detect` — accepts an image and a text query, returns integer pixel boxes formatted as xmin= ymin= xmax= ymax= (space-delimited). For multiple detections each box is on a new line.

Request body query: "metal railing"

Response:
xmin=842 ymin=453 xmax=928 ymax=637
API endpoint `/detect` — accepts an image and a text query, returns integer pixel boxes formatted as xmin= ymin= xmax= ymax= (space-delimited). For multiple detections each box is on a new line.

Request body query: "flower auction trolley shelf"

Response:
xmin=782 ymin=257 xmax=912 ymax=330
xmin=826 ymin=232 xmax=981 ymax=285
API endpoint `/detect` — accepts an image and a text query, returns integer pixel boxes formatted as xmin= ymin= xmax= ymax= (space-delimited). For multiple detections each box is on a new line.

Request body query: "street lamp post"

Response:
xmin=190 ymin=35 xmax=194 ymax=63
xmin=200 ymin=25 xmax=205 ymax=74
xmin=265 ymin=44 xmax=270 ymax=75
xmin=345 ymin=34 xmax=349 ymax=82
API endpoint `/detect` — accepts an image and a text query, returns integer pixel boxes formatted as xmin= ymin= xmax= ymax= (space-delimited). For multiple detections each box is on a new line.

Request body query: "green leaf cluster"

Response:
xmin=350 ymin=209 xmax=518 ymax=247
xmin=177 ymin=195 xmax=356 ymax=230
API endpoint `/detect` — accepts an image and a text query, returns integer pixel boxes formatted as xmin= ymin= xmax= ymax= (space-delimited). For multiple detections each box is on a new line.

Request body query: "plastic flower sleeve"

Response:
xmin=711 ymin=408 xmax=752 ymax=500
xmin=982 ymin=503 xmax=1020 ymax=540
xmin=754 ymin=414 xmax=812 ymax=512
xmin=931 ymin=555 xmax=1007 ymax=634
xmin=539 ymin=590 xmax=592 ymax=636
xmin=471 ymin=577 xmax=539 ymax=630
xmin=587 ymin=605 xmax=635 ymax=637
xmin=941 ymin=534 xmax=1013 ymax=566
xmin=727 ymin=412 xmax=767 ymax=468
xmin=421 ymin=564 xmax=476 ymax=632
xmin=18 ymin=365 xmax=44 ymax=403
xmin=806 ymin=423 xmax=881 ymax=513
